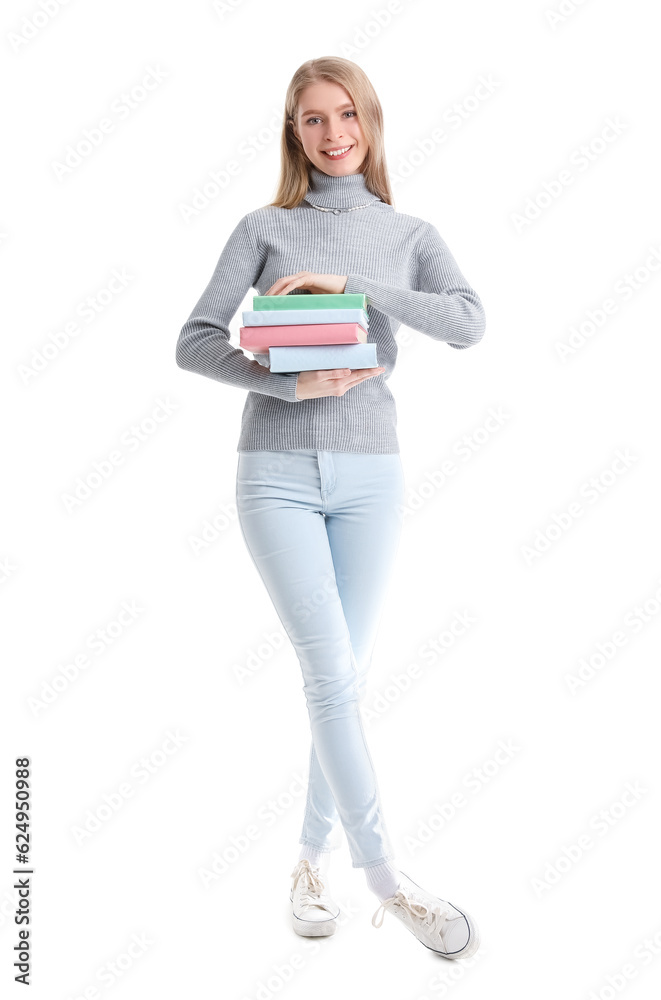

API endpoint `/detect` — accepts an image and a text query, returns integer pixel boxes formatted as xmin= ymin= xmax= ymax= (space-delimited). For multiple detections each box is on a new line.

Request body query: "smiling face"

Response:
xmin=291 ymin=79 xmax=368 ymax=175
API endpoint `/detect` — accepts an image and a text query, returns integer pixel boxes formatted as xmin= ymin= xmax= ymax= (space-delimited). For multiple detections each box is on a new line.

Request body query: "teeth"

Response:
xmin=324 ymin=146 xmax=351 ymax=156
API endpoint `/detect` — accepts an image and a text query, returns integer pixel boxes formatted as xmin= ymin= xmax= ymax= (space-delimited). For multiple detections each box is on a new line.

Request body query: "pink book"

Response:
xmin=239 ymin=322 xmax=367 ymax=354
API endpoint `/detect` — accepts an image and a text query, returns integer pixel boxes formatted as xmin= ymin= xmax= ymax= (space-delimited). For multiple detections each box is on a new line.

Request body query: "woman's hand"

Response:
xmin=295 ymin=367 xmax=384 ymax=400
xmin=265 ymin=272 xmax=348 ymax=296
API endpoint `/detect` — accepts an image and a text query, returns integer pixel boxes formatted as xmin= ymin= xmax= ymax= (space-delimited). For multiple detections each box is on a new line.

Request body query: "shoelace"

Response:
xmin=290 ymin=862 xmax=330 ymax=910
xmin=372 ymin=887 xmax=452 ymax=941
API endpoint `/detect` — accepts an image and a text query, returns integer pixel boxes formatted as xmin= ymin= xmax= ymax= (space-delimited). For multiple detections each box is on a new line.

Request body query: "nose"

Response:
xmin=326 ymin=120 xmax=346 ymax=142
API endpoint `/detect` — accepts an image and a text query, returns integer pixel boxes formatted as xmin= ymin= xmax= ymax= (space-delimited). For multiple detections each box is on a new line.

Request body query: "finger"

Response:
xmin=281 ymin=279 xmax=307 ymax=295
xmin=265 ymin=279 xmax=287 ymax=294
xmin=342 ymin=367 xmax=384 ymax=374
xmin=347 ymin=368 xmax=385 ymax=378
xmin=345 ymin=370 xmax=384 ymax=388
xmin=266 ymin=275 xmax=300 ymax=294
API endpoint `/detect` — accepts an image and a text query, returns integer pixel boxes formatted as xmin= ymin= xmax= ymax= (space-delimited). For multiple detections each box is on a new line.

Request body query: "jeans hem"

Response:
xmin=298 ymin=838 xmax=334 ymax=853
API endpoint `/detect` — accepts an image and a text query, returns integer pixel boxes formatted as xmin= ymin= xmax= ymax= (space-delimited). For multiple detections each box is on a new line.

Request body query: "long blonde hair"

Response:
xmin=268 ymin=57 xmax=394 ymax=210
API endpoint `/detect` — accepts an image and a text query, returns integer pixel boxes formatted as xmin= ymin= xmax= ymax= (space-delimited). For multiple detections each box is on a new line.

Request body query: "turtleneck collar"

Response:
xmin=305 ymin=166 xmax=381 ymax=209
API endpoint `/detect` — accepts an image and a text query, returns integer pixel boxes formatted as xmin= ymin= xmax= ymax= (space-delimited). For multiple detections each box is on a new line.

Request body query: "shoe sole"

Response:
xmin=397 ymin=870 xmax=480 ymax=960
xmin=289 ymin=889 xmax=339 ymax=937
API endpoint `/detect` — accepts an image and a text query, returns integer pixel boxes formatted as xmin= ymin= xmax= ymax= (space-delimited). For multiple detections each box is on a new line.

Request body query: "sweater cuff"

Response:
xmin=344 ymin=274 xmax=366 ymax=297
xmin=344 ymin=273 xmax=392 ymax=311
xmin=272 ymin=371 xmax=303 ymax=402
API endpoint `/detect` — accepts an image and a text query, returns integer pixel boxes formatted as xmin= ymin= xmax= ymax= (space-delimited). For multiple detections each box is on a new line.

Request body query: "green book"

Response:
xmin=253 ymin=293 xmax=367 ymax=311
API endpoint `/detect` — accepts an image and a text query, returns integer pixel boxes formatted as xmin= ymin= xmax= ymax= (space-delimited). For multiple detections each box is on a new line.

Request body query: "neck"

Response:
xmin=306 ymin=165 xmax=380 ymax=209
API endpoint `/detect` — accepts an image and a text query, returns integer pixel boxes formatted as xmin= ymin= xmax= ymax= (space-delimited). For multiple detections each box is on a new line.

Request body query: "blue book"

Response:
xmin=242 ymin=308 xmax=369 ymax=332
xmin=268 ymin=343 xmax=378 ymax=373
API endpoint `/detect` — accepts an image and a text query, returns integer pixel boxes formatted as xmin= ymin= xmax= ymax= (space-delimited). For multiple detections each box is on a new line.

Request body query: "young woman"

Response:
xmin=176 ymin=56 xmax=485 ymax=959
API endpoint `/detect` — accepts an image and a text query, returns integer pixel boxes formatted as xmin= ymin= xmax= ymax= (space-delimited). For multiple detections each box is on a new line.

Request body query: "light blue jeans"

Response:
xmin=235 ymin=448 xmax=405 ymax=868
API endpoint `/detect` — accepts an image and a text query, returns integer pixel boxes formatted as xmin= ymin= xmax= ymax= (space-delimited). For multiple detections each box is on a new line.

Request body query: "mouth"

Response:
xmin=321 ymin=144 xmax=354 ymax=160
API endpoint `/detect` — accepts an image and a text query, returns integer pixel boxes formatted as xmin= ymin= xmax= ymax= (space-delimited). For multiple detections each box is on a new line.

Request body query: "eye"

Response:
xmin=305 ymin=111 xmax=357 ymax=125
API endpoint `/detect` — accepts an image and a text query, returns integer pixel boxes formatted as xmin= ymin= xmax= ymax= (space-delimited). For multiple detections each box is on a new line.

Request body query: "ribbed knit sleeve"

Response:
xmin=176 ymin=215 xmax=303 ymax=401
xmin=343 ymin=222 xmax=485 ymax=350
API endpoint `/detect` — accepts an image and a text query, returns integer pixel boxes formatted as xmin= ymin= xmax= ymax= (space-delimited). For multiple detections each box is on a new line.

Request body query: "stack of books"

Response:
xmin=239 ymin=293 xmax=377 ymax=373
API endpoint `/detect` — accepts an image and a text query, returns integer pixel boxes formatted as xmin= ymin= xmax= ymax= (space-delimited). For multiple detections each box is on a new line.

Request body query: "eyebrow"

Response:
xmin=300 ymin=102 xmax=355 ymax=117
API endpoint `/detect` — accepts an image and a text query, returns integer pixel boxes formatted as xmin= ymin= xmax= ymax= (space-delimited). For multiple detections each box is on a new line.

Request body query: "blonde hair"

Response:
xmin=268 ymin=57 xmax=394 ymax=210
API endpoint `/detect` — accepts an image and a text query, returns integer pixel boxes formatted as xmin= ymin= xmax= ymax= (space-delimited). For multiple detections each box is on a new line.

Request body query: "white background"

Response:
xmin=2 ymin=0 xmax=660 ymax=997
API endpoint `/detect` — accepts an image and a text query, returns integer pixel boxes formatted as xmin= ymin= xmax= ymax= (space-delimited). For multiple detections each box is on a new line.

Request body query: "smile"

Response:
xmin=322 ymin=145 xmax=353 ymax=158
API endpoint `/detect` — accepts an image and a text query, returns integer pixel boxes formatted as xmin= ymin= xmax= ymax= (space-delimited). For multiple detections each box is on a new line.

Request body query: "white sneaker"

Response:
xmin=371 ymin=870 xmax=480 ymax=959
xmin=290 ymin=859 xmax=340 ymax=937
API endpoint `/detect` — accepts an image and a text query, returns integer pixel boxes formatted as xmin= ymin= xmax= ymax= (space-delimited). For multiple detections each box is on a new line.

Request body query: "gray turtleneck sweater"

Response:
xmin=175 ymin=166 xmax=485 ymax=454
